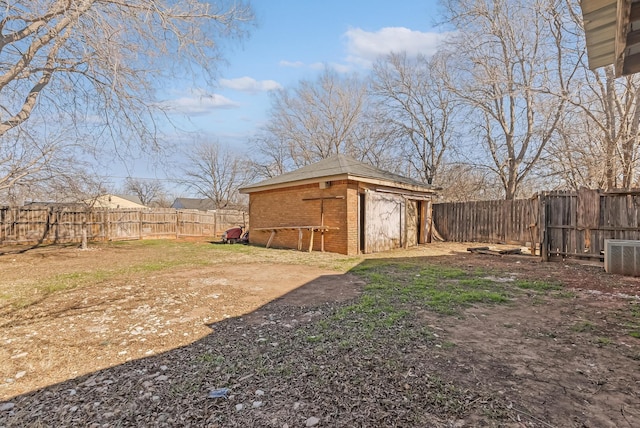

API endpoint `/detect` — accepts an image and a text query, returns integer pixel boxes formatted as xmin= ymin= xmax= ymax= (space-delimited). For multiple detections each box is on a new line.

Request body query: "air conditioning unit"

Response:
xmin=604 ymin=239 xmax=640 ymax=276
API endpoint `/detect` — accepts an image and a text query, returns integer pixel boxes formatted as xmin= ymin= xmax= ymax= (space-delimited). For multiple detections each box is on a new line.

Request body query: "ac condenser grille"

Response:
xmin=604 ymin=239 xmax=640 ymax=277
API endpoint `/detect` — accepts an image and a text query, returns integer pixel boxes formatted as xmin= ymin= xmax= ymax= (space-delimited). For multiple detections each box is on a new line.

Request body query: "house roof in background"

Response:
xmin=112 ymin=194 xmax=144 ymax=205
xmin=92 ymin=194 xmax=146 ymax=209
xmin=24 ymin=194 xmax=144 ymax=208
xmin=171 ymin=198 xmax=216 ymax=211
xmin=240 ymin=154 xmax=433 ymax=193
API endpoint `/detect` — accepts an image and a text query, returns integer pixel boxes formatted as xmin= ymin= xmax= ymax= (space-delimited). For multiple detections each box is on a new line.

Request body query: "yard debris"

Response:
xmin=467 ymin=246 xmax=522 ymax=256
xmin=208 ymin=387 xmax=230 ymax=399
xmin=305 ymin=416 xmax=320 ymax=426
xmin=0 ymin=402 xmax=15 ymax=411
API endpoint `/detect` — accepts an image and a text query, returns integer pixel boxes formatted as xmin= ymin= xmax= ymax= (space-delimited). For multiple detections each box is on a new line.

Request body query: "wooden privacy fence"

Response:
xmin=0 ymin=206 xmax=247 ymax=245
xmin=432 ymin=198 xmax=539 ymax=247
xmin=433 ymin=189 xmax=640 ymax=261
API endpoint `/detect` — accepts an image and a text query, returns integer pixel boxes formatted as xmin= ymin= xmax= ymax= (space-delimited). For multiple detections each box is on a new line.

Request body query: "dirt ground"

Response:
xmin=1 ymin=241 xmax=639 ymax=427
xmin=0 ymin=244 xmax=360 ymax=400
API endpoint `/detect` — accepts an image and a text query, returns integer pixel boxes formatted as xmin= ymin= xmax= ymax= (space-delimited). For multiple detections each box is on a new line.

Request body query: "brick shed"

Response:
xmin=239 ymin=155 xmax=435 ymax=255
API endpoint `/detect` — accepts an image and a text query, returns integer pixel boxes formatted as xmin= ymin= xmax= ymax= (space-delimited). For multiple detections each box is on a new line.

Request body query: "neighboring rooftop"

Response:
xmin=240 ymin=154 xmax=433 ymax=193
xmin=24 ymin=194 xmax=144 ymax=208
xmin=171 ymin=198 xmax=216 ymax=211
xmin=110 ymin=194 xmax=144 ymax=206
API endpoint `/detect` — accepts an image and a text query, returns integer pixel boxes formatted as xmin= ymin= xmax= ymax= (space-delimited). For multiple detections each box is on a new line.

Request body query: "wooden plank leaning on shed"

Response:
xmin=253 ymin=226 xmax=339 ymax=252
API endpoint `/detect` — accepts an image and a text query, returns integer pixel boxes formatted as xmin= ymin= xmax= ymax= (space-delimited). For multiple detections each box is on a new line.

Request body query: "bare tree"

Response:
xmin=543 ymin=112 xmax=611 ymax=190
xmin=0 ymin=120 xmax=84 ymax=194
xmin=253 ymin=67 xmax=394 ymax=173
xmin=561 ymin=65 xmax=640 ymax=190
xmin=533 ymin=0 xmax=640 ymax=191
xmin=249 ymin=133 xmax=295 ymax=179
xmin=372 ymin=51 xmax=456 ymax=185
xmin=40 ymin=168 xmax=113 ymax=249
xmin=181 ymin=141 xmax=250 ymax=209
xmin=123 ymin=177 xmax=166 ymax=207
xmin=442 ymin=0 xmax=578 ymax=199
xmin=436 ymin=163 xmax=504 ymax=202
xmin=0 ymin=0 xmax=254 ymax=192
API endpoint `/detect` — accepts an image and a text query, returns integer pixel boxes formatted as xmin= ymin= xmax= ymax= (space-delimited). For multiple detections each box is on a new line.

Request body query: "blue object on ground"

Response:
xmin=208 ymin=388 xmax=230 ymax=398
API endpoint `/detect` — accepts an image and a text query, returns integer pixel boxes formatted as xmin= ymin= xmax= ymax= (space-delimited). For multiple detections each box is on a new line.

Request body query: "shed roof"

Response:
xmin=581 ymin=0 xmax=640 ymax=76
xmin=240 ymin=155 xmax=433 ymax=194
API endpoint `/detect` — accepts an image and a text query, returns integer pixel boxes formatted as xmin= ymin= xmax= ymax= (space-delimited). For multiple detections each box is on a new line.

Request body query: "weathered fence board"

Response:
xmin=434 ymin=189 xmax=640 ymax=261
xmin=0 ymin=207 xmax=247 ymax=245
xmin=434 ymin=198 xmax=539 ymax=248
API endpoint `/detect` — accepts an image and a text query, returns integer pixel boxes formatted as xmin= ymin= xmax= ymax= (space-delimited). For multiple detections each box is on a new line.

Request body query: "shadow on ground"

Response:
xmin=1 ymin=253 xmax=640 ymax=427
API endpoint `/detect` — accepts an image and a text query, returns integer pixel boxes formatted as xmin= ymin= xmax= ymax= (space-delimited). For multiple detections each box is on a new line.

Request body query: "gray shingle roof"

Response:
xmin=171 ymin=198 xmax=216 ymax=211
xmin=241 ymin=155 xmax=432 ymax=192
xmin=113 ymin=194 xmax=144 ymax=205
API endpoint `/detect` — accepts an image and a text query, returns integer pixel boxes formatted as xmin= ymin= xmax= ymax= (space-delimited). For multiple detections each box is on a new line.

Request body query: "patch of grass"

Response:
xmin=440 ymin=341 xmax=456 ymax=349
xmin=625 ymin=304 xmax=640 ymax=338
xmin=41 ymin=270 xmax=111 ymax=294
xmin=348 ymin=260 xmax=511 ymax=320
xmin=572 ymin=321 xmax=596 ymax=333
xmin=197 ymin=353 xmax=225 ymax=365
xmin=416 ymin=288 xmax=509 ymax=315
xmin=305 ymin=334 xmax=323 ymax=343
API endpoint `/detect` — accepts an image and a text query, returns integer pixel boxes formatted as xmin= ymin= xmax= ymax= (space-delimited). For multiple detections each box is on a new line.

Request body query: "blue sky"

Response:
xmin=165 ymin=0 xmax=445 ymax=144
xmin=117 ymin=0 xmax=448 ymax=190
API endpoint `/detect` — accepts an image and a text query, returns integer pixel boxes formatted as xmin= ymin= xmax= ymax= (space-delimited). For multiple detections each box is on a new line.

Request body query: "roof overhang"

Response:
xmin=582 ymin=0 xmax=640 ymax=76
xmin=239 ymin=174 xmax=435 ymax=195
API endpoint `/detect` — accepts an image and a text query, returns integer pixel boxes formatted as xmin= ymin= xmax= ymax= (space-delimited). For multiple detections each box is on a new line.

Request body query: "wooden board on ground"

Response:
xmin=467 ymin=246 xmax=522 ymax=256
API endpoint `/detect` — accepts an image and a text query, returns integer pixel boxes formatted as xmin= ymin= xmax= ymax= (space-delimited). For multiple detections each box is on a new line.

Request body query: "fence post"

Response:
xmin=45 ymin=207 xmax=53 ymax=244
xmin=139 ymin=210 xmax=143 ymax=240
xmin=54 ymin=208 xmax=60 ymax=243
xmin=176 ymin=210 xmax=180 ymax=239
xmin=539 ymin=192 xmax=549 ymax=262
xmin=214 ymin=211 xmax=218 ymax=239
xmin=105 ymin=208 xmax=110 ymax=241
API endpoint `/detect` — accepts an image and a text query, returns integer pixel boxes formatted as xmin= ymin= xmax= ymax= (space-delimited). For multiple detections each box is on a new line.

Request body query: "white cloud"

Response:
xmin=344 ymin=27 xmax=451 ymax=67
xmin=279 ymin=60 xmax=305 ymax=68
xmin=162 ymin=93 xmax=239 ymax=116
xmin=220 ymin=77 xmax=282 ymax=93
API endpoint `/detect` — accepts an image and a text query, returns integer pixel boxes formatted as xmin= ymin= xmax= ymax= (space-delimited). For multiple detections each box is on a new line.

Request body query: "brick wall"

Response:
xmin=247 ymin=180 xmax=433 ymax=255
xmin=247 ymin=181 xmax=358 ymax=255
